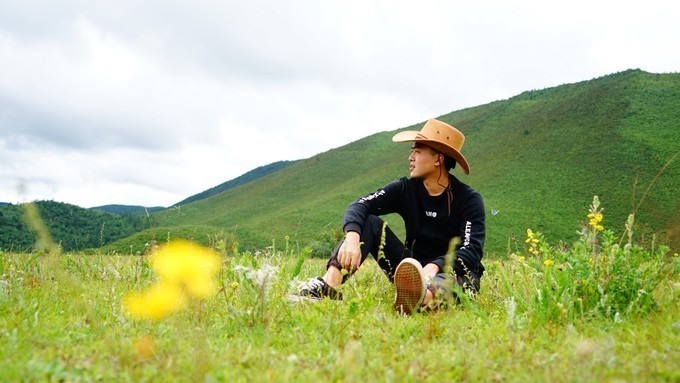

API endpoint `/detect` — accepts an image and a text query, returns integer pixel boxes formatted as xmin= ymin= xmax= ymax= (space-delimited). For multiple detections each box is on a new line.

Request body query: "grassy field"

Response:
xmin=2 ymin=202 xmax=678 ymax=382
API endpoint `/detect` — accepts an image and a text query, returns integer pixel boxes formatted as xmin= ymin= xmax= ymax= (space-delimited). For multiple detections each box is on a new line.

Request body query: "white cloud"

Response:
xmin=1 ymin=0 xmax=679 ymax=207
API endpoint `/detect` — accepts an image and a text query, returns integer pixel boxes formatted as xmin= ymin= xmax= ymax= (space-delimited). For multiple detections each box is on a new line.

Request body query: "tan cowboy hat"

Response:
xmin=392 ymin=119 xmax=470 ymax=175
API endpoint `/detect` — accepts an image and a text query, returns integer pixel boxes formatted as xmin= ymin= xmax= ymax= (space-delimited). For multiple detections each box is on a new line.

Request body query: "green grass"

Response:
xmin=2 ymin=212 xmax=678 ymax=382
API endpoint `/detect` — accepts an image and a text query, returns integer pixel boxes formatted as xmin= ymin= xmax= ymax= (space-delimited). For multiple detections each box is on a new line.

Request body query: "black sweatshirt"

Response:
xmin=342 ymin=175 xmax=486 ymax=277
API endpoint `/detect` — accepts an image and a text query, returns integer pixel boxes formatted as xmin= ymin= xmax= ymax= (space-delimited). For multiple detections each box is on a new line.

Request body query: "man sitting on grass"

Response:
xmin=295 ymin=119 xmax=486 ymax=314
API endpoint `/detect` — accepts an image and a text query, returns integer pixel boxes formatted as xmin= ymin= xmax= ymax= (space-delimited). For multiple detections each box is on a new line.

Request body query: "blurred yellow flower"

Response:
xmin=151 ymin=240 xmax=222 ymax=298
xmin=124 ymin=282 xmax=186 ymax=320
xmin=543 ymin=259 xmax=554 ymax=266
xmin=124 ymin=240 xmax=222 ymax=321
xmin=518 ymin=256 xmax=525 ymax=262
xmin=231 ymin=281 xmax=239 ymax=289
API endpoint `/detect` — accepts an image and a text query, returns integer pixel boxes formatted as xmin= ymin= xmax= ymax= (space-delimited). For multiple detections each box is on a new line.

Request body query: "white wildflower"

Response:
xmin=247 ymin=264 xmax=278 ymax=292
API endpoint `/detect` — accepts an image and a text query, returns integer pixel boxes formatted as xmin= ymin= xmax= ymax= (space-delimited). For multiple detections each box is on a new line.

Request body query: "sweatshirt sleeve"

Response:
xmin=342 ymin=178 xmax=406 ymax=235
xmin=432 ymin=189 xmax=486 ymax=277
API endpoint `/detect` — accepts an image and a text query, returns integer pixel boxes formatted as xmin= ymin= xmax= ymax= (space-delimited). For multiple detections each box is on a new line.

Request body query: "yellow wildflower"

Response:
xmin=151 ymin=240 xmax=222 ymax=298
xmin=123 ymin=239 xmax=222 ymax=321
xmin=543 ymin=259 xmax=554 ymax=266
xmin=124 ymin=282 xmax=186 ymax=320
xmin=588 ymin=212 xmax=604 ymax=231
xmin=526 ymin=228 xmax=541 ymax=255
xmin=518 ymin=256 xmax=525 ymax=262
xmin=231 ymin=281 xmax=239 ymax=289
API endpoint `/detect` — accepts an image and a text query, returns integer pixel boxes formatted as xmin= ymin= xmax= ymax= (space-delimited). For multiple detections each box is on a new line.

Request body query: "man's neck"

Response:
xmin=422 ymin=172 xmax=450 ymax=196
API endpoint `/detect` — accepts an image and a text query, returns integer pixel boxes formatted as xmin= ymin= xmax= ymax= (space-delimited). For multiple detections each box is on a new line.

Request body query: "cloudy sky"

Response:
xmin=1 ymin=1 xmax=678 ymax=208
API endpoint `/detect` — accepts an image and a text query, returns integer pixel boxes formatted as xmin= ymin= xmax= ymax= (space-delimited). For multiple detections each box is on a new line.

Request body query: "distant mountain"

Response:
xmin=90 ymin=205 xmax=165 ymax=214
xmin=173 ymin=160 xmax=300 ymax=206
xmin=0 ymin=202 xmax=8 ymax=207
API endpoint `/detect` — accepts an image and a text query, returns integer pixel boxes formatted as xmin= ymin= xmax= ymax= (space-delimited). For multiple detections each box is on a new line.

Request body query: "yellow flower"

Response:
xmin=151 ymin=240 xmax=221 ymax=298
xmin=231 ymin=281 xmax=239 ymax=289
xmin=518 ymin=256 xmax=525 ymax=262
xmin=588 ymin=212 xmax=604 ymax=231
xmin=124 ymin=282 xmax=186 ymax=320
xmin=543 ymin=259 xmax=554 ymax=266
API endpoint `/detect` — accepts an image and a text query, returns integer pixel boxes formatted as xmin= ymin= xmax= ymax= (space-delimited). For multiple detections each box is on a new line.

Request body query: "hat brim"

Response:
xmin=392 ymin=130 xmax=470 ymax=175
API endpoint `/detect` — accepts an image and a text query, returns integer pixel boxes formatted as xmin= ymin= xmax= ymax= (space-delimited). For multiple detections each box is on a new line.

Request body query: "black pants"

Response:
xmin=326 ymin=215 xmax=480 ymax=299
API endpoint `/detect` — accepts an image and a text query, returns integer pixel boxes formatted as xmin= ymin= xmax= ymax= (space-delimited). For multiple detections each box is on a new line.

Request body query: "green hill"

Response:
xmin=0 ymin=201 xmax=147 ymax=252
xmin=98 ymin=70 xmax=680 ymax=255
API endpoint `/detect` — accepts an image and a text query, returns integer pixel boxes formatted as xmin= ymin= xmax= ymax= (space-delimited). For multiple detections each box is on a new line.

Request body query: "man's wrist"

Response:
xmin=345 ymin=231 xmax=360 ymax=241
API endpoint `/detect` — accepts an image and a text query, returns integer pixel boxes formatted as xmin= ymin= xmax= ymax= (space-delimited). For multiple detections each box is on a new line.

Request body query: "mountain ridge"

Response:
xmin=173 ymin=160 xmax=301 ymax=206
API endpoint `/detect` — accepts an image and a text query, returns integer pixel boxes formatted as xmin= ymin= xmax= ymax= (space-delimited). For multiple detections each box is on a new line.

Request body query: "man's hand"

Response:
xmin=338 ymin=231 xmax=362 ymax=272
xmin=423 ymin=263 xmax=440 ymax=280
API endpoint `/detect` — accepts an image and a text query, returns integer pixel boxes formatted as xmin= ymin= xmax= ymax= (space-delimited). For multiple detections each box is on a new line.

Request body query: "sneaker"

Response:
xmin=393 ymin=258 xmax=426 ymax=315
xmin=290 ymin=277 xmax=342 ymax=302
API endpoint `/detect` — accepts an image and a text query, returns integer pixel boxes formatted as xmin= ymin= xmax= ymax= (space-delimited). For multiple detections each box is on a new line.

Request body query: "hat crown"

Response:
xmin=418 ymin=119 xmax=464 ymax=151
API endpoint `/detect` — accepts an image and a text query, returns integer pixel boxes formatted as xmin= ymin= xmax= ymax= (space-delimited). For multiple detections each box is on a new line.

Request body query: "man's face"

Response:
xmin=408 ymin=143 xmax=440 ymax=179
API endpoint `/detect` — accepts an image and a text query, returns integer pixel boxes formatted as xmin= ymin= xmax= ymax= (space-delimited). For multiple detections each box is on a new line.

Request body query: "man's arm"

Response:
xmin=338 ymin=179 xmax=407 ymax=271
xmin=453 ymin=191 xmax=486 ymax=277
xmin=342 ymin=178 xmax=406 ymax=235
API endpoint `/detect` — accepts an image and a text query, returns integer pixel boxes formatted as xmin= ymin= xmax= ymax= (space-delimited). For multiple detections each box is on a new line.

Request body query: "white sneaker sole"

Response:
xmin=393 ymin=258 xmax=426 ymax=315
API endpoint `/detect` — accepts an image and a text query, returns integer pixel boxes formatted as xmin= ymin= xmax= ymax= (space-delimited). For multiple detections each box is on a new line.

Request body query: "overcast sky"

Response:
xmin=1 ymin=1 xmax=678 ymax=208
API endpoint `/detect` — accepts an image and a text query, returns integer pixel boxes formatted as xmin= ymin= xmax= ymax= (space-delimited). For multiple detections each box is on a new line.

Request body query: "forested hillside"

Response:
xmin=0 ymin=201 xmax=147 ymax=252
xmin=90 ymin=205 xmax=165 ymax=214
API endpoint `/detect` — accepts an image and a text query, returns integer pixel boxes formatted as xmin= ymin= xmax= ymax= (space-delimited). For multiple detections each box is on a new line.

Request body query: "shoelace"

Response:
xmin=305 ymin=278 xmax=324 ymax=291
